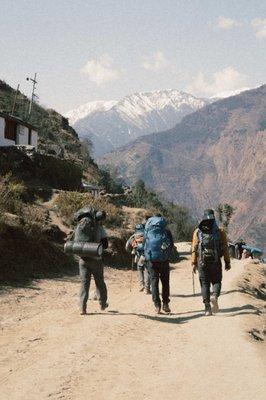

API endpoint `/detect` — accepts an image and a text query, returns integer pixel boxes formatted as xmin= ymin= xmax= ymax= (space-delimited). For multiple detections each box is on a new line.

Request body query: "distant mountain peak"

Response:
xmin=66 ymin=89 xmax=209 ymax=156
xmin=66 ymin=99 xmax=117 ymax=125
xmin=211 ymin=87 xmax=251 ymax=100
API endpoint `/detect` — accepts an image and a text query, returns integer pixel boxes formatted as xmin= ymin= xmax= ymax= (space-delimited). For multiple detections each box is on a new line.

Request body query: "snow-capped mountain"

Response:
xmin=66 ymin=90 xmax=209 ymax=156
xmin=211 ymin=87 xmax=251 ymax=100
xmin=66 ymin=100 xmax=117 ymax=126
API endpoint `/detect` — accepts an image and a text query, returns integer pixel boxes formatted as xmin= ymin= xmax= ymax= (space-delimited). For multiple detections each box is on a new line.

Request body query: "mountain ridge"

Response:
xmin=66 ymin=89 xmax=209 ymax=156
xmin=100 ymin=85 xmax=266 ymax=248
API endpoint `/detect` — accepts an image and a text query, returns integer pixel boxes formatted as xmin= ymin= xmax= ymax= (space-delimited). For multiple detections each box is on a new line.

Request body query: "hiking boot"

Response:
xmin=211 ymin=295 xmax=219 ymax=313
xmin=139 ymin=286 xmax=144 ymax=292
xmin=162 ymin=303 xmax=171 ymax=313
xmin=155 ymin=305 xmax=161 ymax=314
xmin=100 ymin=302 xmax=109 ymax=311
xmin=204 ymin=303 xmax=212 ymax=316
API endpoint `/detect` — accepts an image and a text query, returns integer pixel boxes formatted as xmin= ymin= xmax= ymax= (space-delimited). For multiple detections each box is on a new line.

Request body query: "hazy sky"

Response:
xmin=1 ymin=0 xmax=265 ymax=114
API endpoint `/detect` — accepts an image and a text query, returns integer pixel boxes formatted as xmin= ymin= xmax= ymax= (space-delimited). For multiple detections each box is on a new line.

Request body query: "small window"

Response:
xmin=4 ymin=119 xmax=17 ymax=141
xmin=28 ymin=129 xmax=32 ymax=145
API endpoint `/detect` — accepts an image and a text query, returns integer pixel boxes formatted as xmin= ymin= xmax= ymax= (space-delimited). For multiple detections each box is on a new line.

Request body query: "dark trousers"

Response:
xmin=137 ymin=264 xmax=151 ymax=289
xmin=148 ymin=261 xmax=170 ymax=307
xmin=198 ymin=262 xmax=222 ymax=304
xmin=79 ymin=258 xmax=107 ymax=312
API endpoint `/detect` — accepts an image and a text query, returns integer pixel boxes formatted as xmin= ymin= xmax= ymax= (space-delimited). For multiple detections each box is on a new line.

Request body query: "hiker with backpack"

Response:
xmin=125 ymin=224 xmax=151 ymax=294
xmin=144 ymin=215 xmax=174 ymax=314
xmin=65 ymin=207 xmax=109 ymax=315
xmin=191 ymin=209 xmax=231 ymax=316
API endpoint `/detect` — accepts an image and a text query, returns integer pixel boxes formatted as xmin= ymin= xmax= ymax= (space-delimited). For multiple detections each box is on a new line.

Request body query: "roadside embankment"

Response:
xmin=237 ymin=261 xmax=266 ymax=341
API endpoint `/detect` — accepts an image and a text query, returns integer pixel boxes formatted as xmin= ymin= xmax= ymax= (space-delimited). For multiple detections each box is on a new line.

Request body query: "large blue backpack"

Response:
xmin=144 ymin=217 xmax=171 ymax=262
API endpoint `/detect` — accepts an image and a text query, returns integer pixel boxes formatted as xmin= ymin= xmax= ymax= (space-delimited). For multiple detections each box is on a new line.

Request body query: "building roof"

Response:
xmin=82 ymin=182 xmax=100 ymax=190
xmin=0 ymin=112 xmax=37 ymax=130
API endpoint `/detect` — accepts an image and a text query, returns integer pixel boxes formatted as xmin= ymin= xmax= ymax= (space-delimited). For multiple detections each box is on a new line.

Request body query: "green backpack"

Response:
xmin=198 ymin=223 xmax=222 ymax=265
xmin=74 ymin=217 xmax=97 ymax=243
xmin=73 ymin=207 xmax=97 ymax=243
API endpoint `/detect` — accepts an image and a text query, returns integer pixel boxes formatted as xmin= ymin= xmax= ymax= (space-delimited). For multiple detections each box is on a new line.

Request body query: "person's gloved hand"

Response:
xmin=225 ymin=263 xmax=231 ymax=271
xmin=192 ymin=263 xmax=198 ymax=273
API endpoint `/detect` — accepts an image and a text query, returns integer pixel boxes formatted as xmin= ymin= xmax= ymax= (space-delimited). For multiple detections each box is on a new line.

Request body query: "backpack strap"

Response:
xmin=197 ymin=228 xmax=203 ymax=262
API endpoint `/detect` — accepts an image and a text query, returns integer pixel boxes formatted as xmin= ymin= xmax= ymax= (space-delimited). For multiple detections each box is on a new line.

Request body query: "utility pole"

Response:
xmin=11 ymin=84 xmax=20 ymax=115
xmin=26 ymin=72 xmax=37 ymax=116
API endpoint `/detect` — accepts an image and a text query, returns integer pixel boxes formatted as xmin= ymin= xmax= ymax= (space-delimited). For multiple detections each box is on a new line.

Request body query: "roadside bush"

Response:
xmin=55 ymin=191 xmax=124 ymax=228
xmin=127 ymin=180 xmax=195 ymax=241
xmin=0 ymin=175 xmax=50 ymax=236
xmin=0 ymin=222 xmax=76 ymax=284
xmin=20 ymin=204 xmax=48 ymax=236
xmin=0 ymin=175 xmax=25 ymax=215
xmin=104 ymin=229 xmax=132 ymax=268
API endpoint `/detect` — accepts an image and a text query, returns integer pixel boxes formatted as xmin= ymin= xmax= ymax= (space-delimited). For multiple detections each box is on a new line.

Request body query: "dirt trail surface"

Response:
xmin=0 ymin=243 xmax=265 ymax=400
xmin=42 ymin=191 xmax=71 ymax=235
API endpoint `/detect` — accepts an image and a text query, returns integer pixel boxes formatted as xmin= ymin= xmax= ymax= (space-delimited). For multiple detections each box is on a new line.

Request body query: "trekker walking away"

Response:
xmin=65 ymin=207 xmax=109 ymax=315
xmin=144 ymin=215 xmax=174 ymax=314
xmin=191 ymin=209 xmax=231 ymax=316
xmin=126 ymin=224 xmax=151 ymax=294
xmin=235 ymin=239 xmax=246 ymax=260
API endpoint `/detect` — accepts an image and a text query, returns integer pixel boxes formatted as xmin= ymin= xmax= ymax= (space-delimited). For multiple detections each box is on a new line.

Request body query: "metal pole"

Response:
xmin=130 ymin=256 xmax=134 ymax=292
xmin=11 ymin=84 xmax=20 ymax=115
xmin=27 ymin=73 xmax=37 ymax=116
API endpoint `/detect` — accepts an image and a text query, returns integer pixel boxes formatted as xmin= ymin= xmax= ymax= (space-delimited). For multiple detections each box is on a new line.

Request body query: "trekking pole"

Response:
xmin=129 ymin=256 xmax=134 ymax=292
xmin=192 ymin=270 xmax=195 ymax=296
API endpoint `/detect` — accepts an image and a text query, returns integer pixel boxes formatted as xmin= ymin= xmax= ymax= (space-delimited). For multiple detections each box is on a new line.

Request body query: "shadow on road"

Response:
xmin=172 ymin=289 xmax=246 ymax=299
xmin=82 ymin=310 xmax=204 ymax=324
xmin=171 ymin=293 xmax=201 ymax=298
xmin=82 ymin=303 xmax=260 ymax=322
xmin=218 ymin=304 xmax=260 ymax=316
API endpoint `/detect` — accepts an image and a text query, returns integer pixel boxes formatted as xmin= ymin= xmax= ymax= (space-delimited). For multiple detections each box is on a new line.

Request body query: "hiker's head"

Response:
xmin=199 ymin=209 xmax=216 ymax=231
xmin=202 ymin=209 xmax=215 ymax=221
xmin=95 ymin=210 xmax=106 ymax=224
xmin=135 ymin=224 xmax=145 ymax=233
xmin=135 ymin=223 xmax=144 ymax=231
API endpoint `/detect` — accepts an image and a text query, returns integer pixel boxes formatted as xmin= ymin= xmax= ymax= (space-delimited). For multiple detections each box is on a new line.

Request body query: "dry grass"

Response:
xmin=55 ymin=191 xmax=125 ymax=228
xmin=0 ymin=176 xmax=26 ymax=215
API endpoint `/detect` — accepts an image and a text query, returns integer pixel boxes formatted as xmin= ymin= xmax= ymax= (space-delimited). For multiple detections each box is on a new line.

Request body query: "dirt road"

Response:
xmin=0 ymin=244 xmax=265 ymax=400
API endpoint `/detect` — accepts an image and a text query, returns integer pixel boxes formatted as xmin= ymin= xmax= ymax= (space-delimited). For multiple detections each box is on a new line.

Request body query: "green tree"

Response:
xmin=216 ymin=203 xmax=235 ymax=232
xmin=98 ymin=168 xmax=124 ymax=194
xmin=129 ymin=180 xmax=195 ymax=241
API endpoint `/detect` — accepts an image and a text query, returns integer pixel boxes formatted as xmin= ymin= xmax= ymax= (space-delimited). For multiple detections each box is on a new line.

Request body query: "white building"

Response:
xmin=0 ymin=113 xmax=38 ymax=149
xmin=82 ymin=182 xmax=101 ymax=197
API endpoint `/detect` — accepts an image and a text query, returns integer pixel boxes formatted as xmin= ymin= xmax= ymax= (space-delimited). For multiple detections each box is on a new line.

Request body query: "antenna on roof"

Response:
xmin=26 ymin=72 xmax=37 ymax=116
